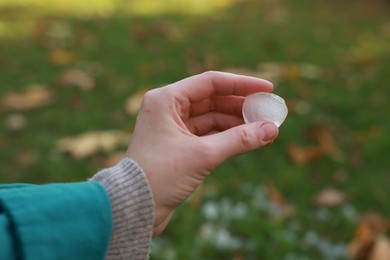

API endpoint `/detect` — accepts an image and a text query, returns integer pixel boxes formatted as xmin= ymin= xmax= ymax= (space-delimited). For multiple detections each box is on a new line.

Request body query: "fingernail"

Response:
xmin=260 ymin=122 xmax=278 ymax=143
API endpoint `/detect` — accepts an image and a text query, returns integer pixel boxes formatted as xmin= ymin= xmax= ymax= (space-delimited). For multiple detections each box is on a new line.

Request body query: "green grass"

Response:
xmin=1 ymin=0 xmax=389 ymax=259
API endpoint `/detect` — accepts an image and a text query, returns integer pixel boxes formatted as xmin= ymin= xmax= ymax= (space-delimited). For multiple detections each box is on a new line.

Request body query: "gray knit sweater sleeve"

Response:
xmin=90 ymin=158 xmax=154 ymax=260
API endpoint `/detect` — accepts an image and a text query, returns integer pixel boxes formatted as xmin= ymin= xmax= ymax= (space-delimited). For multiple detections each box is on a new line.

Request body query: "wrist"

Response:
xmin=91 ymin=158 xmax=154 ymax=259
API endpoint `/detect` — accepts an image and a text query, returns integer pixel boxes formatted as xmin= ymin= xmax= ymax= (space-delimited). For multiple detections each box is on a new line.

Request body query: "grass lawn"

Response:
xmin=1 ymin=0 xmax=389 ymax=259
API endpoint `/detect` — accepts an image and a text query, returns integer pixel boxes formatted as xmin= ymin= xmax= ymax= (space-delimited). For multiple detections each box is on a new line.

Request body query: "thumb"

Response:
xmin=204 ymin=121 xmax=279 ymax=165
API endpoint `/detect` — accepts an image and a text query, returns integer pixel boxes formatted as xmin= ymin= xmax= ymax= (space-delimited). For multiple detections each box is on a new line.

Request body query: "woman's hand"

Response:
xmin=126 ymin=71 xmax=279 ymax=236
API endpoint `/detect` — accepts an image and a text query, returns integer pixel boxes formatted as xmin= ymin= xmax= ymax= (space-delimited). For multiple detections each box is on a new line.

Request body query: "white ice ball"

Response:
xmin=242 ymin=92 xmax=288 ymax=127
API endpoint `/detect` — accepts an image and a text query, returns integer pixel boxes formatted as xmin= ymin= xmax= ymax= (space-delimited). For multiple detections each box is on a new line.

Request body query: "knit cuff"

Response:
xmin=90 ymin=158 xmax=154 ymax=260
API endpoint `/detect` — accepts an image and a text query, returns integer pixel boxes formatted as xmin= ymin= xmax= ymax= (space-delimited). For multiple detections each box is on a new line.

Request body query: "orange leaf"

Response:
xmin=287 ymin=144 xmax=326 ymax=164
xmin=264 ymin=183 xmax=295 ymax=218
xmin=348 ymin=222 xmax=375 ymax=259
xmin=348 ymin=212 xmax=390 ymax=260
xmin=348 ymin=230 xmax=390 ymax=260
xmin=286 ymin=127 xmax=337 ymax=165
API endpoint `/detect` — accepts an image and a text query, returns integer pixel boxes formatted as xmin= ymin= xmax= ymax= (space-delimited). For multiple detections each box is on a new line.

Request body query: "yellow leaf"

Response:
xmin=125 ymin=90 xmax=147 ymax=116
xmin=59 ymin=69 xmax=95 ymax=90
xmin=56 ymin=130 xmax=129 ymax=159
xmin=1 ymin=85 xmax=54 ymax=111
xmin=49 ymin=48 xmax=74 ymax=65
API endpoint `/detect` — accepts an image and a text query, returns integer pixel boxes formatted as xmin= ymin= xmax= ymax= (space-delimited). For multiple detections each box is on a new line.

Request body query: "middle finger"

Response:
xmin=190 ymin=95 xmax=245 ymax=117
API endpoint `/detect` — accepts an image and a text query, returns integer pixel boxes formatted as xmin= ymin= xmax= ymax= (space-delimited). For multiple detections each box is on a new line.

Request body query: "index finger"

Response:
xmin=170 ymin=71 xmax=273 ymax=102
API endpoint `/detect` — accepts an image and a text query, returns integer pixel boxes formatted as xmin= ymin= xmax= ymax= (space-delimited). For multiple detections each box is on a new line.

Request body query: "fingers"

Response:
xmin=185 ymin=112 xmax=244 ymax=136
xmin=203 ymin=121 xmax=279 ymax=166
xmin=171 ymin=71 xmax=273 ymax=102
xmin=189 ymin=95 xmax=245 ymax=117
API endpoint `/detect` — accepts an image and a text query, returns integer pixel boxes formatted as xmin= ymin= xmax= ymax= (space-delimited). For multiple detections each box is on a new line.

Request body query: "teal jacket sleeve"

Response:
xmin=0 ymin=182 xmax=112 ymax=260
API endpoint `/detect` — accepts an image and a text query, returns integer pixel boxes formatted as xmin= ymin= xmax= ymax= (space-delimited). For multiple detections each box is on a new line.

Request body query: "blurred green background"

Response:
xmin=1 ymin=0 xmax=389 ymax=259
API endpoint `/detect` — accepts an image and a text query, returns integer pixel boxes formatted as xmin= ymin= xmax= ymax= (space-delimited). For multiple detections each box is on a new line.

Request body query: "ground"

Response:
xmin=0 ymin=0 xmax=389 ymax=259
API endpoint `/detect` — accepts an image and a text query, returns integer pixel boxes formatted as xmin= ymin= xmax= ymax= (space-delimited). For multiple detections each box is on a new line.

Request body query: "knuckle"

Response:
xmin=236 ymin=127 xmax=256 ymax=150
xmin=143 ymin=89 xmax=159 ymax=103
xmin=201 ymin=70 xmax=219 ymax=81
xmin=201 ymin=70 xmax=217 ymax=77
xmin=141 ymin=88 xmax=168 ymax=109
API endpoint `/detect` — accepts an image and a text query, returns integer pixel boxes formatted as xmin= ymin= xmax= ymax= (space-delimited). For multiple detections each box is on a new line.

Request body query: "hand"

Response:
xmin=126 ymin=71 xmax=279 ymax=236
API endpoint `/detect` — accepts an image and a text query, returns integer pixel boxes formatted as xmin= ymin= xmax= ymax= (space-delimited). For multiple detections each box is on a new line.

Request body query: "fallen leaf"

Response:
xmin=59 ymin=69 xmax=95 ymax=90
xmin=287 ymin=144 xmax=325 ymax=165
xmin=348 ymin=212 xmax=390 ymax=260
xmin=125 ymin=90 xmax=147 ymax=115
xmin=370 ymin=235 xmax=390 ymax=260
xmin=348 ymin=222 xmax=375 ymax=260
xmin=314 ymin=188 xmax=347 ymax=207
xmin=49 ymin=48 xmax=75 ymax=65
xmin=1 ymin=85 xmax=54 ymax=111
xmin=5 ymin=113 xmax=27 ymax=131
xmin=282 ymin=64 xmax=301 ymax=82
xmin=264 ymin=182 xmax=295 ymax=218
xmin=56 ymin=130 xmax=129 ymax=159
xmin=286 ymin=127 xmax=337 ymax=164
